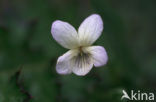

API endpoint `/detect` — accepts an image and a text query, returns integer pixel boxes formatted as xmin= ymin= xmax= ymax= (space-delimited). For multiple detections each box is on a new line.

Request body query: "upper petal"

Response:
xmin=51 ymin=20 xmax=79 ymax=49
xmin=56 ymin=50 xmax=76 ymax=75
xmin=87 ymin=46 xmax=108 ymax=67
xmin=78 ymin=14 xmax=103 ymax=46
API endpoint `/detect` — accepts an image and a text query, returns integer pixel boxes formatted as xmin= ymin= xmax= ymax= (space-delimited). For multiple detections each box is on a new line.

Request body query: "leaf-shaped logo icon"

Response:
xmin=121 ymin=90 xmax=131 ymax=100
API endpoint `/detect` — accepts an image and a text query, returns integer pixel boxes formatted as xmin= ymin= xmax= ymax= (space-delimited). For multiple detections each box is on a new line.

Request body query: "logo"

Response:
xmin=121 ymin=90 xmax=155 ymax=101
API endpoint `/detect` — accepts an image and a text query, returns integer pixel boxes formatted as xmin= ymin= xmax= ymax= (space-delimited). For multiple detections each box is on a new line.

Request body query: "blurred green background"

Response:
xmin=0 ymin=0 xmax=156 ymax=102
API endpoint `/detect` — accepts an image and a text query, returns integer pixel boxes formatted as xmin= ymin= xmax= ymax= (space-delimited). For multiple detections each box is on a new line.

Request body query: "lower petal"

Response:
xmin=56 ymin=50 xmax=74 ymax=74
xmin=87 ymin=46 xmax=108 ymax=67
xmin=71 ymin=52 xmax=93 ymax=76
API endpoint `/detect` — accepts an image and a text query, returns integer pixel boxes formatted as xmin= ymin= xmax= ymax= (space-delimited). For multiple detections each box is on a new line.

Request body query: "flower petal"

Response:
xmin=78 ymin=14 xmax=103 ymax=46
xmin=56 ymin=50 xmax=74 ymax=74
xmin=72 ymin=52 xmax=93 ymax=76
xmin=51 ymin=20 xmax=79 ymax=49
xmin=87 ymin=46 xmax=108 ymax=67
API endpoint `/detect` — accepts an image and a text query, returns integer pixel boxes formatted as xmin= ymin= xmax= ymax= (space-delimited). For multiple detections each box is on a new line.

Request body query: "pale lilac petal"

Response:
xmin=56 ymin=50 xmax=74 ymax=74
xmin=51 ymin=20 xmax=79 ymax=49
xmin=78 ymin=14 xmax=103 ymax=46
xmin=72 ymin=53 xmax=93 ymax=76
xmin=87 ymin=46 xmax=108 ymax=67
xmin=72 ymin=64 xmax=93 ymax=76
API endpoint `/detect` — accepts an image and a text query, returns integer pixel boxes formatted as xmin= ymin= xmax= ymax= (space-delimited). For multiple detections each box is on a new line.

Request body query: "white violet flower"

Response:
xmin=51 ymin=14 xmax=108 ymax=76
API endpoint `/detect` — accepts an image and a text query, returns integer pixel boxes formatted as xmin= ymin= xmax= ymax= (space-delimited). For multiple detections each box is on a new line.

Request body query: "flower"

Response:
xmin=51 ymin=14 xmax=108 ymax=76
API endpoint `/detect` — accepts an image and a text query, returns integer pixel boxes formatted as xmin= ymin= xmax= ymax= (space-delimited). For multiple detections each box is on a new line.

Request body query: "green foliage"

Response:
xmin=0 ymin=0 xmax=156 ymax=102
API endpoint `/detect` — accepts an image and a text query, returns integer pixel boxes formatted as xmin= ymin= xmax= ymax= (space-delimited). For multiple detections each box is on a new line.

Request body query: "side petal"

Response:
xmin=78 ymin=14 xmax=103 ymax=46
xmin=72 ymin=53 xmax=93 ymax=76
xmin=87 ymin=46 xmax=108 ymax=67
xmin=51 ymin=20 xmax=79 ymax=49
xmin=56 ymin=50 xmax=74 ymax=74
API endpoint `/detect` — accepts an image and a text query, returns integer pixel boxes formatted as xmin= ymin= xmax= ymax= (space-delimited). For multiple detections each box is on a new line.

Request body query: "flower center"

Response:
xmin=79 ymin=46 xmax=83 ymax=51
xmin=71 ymin=46 xmax=92 ymax=68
